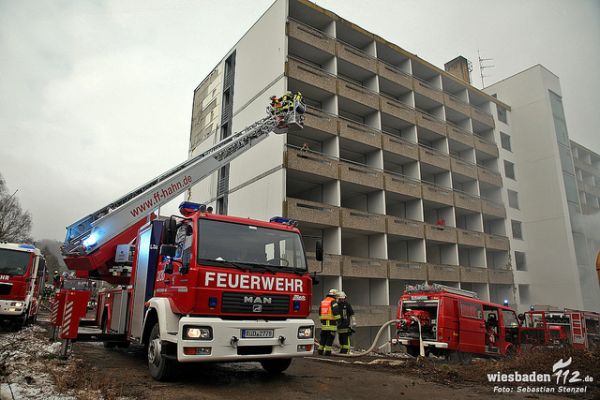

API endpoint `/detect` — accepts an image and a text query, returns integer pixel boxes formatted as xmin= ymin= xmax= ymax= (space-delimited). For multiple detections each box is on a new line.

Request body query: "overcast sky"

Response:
xmin=1 ymin=0 xmax=599 ymax=241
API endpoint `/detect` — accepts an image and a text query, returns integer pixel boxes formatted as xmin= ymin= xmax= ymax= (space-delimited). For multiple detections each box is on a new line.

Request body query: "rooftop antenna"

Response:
xmin=477 ymin=49 xmax=494 ymax=88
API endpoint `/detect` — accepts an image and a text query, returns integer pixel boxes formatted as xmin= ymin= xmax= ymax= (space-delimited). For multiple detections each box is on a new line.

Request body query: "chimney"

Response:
xmin=444 ymin=56 xmax=471 ymax=84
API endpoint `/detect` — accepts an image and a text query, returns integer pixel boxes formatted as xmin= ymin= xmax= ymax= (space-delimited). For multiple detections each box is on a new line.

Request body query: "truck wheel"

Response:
xmin=147 ymin=323 xmax=174 ymax=381
xmin=260 ymin=358 xmax=292 ymax=374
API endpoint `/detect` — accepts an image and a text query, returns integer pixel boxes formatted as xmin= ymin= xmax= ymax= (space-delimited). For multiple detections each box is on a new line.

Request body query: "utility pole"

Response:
xmin=477 ymin=49 xmax=494 ymax=88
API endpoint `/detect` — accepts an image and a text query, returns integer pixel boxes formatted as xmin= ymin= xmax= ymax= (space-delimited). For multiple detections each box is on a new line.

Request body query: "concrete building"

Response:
xmin=187 ymin=0 xmax=518 ymax=346
xmin=484 ymin=65 xmax=600 ymax=312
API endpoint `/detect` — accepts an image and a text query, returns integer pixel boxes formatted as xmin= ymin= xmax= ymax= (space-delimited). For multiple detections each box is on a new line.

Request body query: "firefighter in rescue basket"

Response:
xmin=318 ymin=288 xmax=341 ymax=355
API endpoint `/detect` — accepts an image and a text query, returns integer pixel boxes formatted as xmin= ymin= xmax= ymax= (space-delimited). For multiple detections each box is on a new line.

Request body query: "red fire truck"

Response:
xmin=53 ymin=97 xmax=317 ymax=380
xmin=395 ymin=283 xmax=519 ymax=362
xmin=0 ymin=243 xmax=46 ymax=328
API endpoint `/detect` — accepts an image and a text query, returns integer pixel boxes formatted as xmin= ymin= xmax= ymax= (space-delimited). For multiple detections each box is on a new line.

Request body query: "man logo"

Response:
xmin=253 ymin=304 xmax=263 ymax=313
xmin=243 ymin=296 xmax=272 ymax=304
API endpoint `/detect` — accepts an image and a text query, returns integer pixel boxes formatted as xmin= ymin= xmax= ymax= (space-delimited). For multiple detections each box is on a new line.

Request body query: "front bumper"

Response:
xmin=0 ymin=299 xmax=26 ymax=317
xmin=176 ymin=317 xmax=314 ymax=362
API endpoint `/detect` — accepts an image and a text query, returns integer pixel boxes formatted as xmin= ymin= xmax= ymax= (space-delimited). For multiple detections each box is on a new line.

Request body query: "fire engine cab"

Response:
xmin=396 ymin=283 xmax=519 ymax=362
xmin=0 ymin=243 xmax=46 ymax=328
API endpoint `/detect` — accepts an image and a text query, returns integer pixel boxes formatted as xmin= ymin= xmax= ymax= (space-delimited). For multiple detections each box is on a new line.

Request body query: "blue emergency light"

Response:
xmin=270 ymin=216 xmax=298 ymax=226
xmin=82 ymin=231 xmax=100 ymax=249
xmin=18 ymin=244 xmax=36 ymax=250
xmin=179 ymin=201 xmax=205 ymax=212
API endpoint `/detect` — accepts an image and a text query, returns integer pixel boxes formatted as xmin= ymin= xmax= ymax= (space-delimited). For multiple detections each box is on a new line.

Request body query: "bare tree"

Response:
xmin=0 ymin=173 xmax=32 ymax=243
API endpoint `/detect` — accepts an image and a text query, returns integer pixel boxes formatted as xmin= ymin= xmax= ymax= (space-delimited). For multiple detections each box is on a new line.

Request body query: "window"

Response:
xmin=497 ymin=106 xmax=508 ymax=123
xmin=460 ymin=301 xmax=483 ymax=320
xmin=507 ymin=189 xmax=519 ymax=209
xmin=519 ymin=284 xmax=530 ymax=304
xmin=515 ymin=251 xmax=526 ymax=271
xmin=504 ymin=160 xmax=516 ymax=180
xmin=511 ymin=220 xmax=523 ymax=240
xmin=500 ymin=132 xmax=511 ymax=151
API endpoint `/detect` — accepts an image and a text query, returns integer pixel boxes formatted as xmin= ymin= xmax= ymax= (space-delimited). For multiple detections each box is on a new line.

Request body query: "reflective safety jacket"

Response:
xmin=320 ymin=296 xmax=341 ymax=320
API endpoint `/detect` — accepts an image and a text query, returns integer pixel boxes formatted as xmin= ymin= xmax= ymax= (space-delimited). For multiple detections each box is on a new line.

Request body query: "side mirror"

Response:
xmin=315 ymin=241 xmax=323 ymax=262
xmin=162 ymin=217 xmax=178 ymax=245
xmin=518 ymin=313 xmax=525 ymax=321
xmin=180 ymin=250 xmax=191 ymax=274
xmin=160 ymin=244 xmax=177 ymax=258
xmin=311 ymin=272 xmax=320 ymax=285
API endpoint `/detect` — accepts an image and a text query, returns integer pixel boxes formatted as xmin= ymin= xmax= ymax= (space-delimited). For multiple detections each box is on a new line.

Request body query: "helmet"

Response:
xmin=54 ymin=270 xmax=58 ymax=274
xmin=327 ymin=288 xmax=338 ymax=296
xmin=337 ymin=291 xmax=346 ymax=299
xmin=270 ymin=95 xmax=277 ymax=100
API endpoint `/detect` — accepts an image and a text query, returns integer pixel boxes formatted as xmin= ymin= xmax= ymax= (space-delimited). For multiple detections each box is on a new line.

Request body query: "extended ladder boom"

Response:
xmin=63 ymin=98 xmax=304 ymax=257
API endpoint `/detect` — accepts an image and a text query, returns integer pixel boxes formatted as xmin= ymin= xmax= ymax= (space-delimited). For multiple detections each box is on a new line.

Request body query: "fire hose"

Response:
xmin=314 ymin=317 xmax=425 ymax=358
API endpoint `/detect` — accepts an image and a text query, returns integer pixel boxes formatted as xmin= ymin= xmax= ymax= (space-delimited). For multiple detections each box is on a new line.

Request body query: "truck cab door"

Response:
xmin=457 ymin=300 xmax=485 ymax=353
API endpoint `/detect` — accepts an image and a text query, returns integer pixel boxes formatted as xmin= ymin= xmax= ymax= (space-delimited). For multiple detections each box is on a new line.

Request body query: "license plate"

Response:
xmin=241 ymin=329 xmax=274 ymax=338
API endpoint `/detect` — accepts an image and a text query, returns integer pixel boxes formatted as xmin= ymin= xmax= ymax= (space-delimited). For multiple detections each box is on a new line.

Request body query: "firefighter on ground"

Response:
xmin=318 ymin=288 xmax=341 ymax=356
xmin=336 ymin=291 xmax=355 ymax=354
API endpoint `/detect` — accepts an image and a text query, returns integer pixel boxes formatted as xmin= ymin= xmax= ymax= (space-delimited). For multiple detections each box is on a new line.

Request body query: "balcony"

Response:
xmin=470 ymin=106 xmax=495 ymax=128
xmin=444 ymin=93 xmax=471 ymax=116
xmin=421 ymin=183 xmax=454 ymax=207
xmin=386 ymin=217 xmax=424 ymax=239
xmin=285 ymin=148 xmax=339 ymax=179
xmin=339 ymin=163 xmax=384 ymax=189
xmin=284 ymin=198 xmax=340 ymax=227
xmin=413 ymin=79 xmax=444 ymax=104
xmin=303 ymin=107 xmax=338 ymax=136
xmin=447 ymin=125 xmax=474 ymax=148
xmin=427 ymin=264 xmax=460 ymax=282
xmin=338 ymin=119 xmax=381 ymax=149
xmin=382 ymin=134 xmax=419 ymax=161
xmin=287 ymin=19 xmax=336 ymax=54
xmin=377 ymin=61 xmax=414 ymax=91
xmin=474 ymin=136 xmax=499 ymax=158
xmin=342 ymin=256 xmax=387 ymax=278
xmin=353 ymin=305 xmax=392 ymax=326
xmin=451 ymin=157 xmax=477 ymax=179
xmin=488 ymin=269 xmax=514 ymax=284
xmin=337 ymin=79 xmax=379 ymax=110
xmin=425 ymin=224 xmax=457 ymax=243
xmin=384 ymin=173 xmax=422 ymax=198
xmin=477 ymin=166 xmax=503 ymax=187
xmin=454 ymin=192 xmax=481 ymax=213
xmin=481 ymin=199 xmax=506 ymax=218
xmin=419 ymin=146 xmax=450 ymax=170
xmin=287 ymin=58 xmax=337 ymax=94
xmin=460 ymin=266 xmax=488 ymax=283
xmin=306 ymin=252 xmax=342 ymax=276
xmin=380 ymin=97 xmax=416 ymax=124
xmin=336 ymin=42 xmax=377 ymax=73
xmin=416 ymin=112 xmax=446 ymax=136
xmin=485 ymin=234 xmax=510 ymax=251
xmin=340 ymin=208 xmax=386 ymax=233
xmin=389 ymin=260 xmax=428 ymax=280
xmin=457 ymin=229 xmax=485 ymax=247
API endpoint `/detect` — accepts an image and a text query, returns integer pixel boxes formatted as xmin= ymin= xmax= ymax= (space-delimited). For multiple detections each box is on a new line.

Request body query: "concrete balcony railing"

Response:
xmin=381 ymin=134 xmax=419 ymax=160
xmin=419 ymin=146 xmax=451 ymax=170
xmin=424 ymin=224 xmax=458 ymax=243
xmin=342 ymin=256 xmax=388 ymax=278
xmin=416 ymin=112 xmax=446 ymax=136
xmin=388 ymin=260 xmax=428 ymax=280
xmin=337 ymin=79 xmax=379 ymax=110
xmin=485 ymin=233 xmax=510 ymax=251
xmin=474 ymin=136 xmax=499 ymax=158
xmin=457 ymin=229 xmax=485 ymax=247
xmin=287 ymin=58 xmax=337 ymax=94
xmin=336 ymin=42 xmax=377 ymax=73
xmin=443 ymin=93 xmax=471 ymax=116
xmin=377 ymin=61 xmax=414 ymax=91
xmin=460 ymin=266 xmax=488 ymax=283
xmin=451 ymin=157 xmax=477 ymax=179
xmin=352 ymin=305 xmax=392 ymax=327
xmin=386 ymin=216 xmax=424 ymax=239
xmin=306 ymin=252 xmax=342 ymax=276
xmin=477 ymin=166 xmax=503 ymax=187
xmin=471 ymin=106 xmax=495 ymax=128
xmin=413 ymin=79 xmax=444 ymax=104
xmin=338 ymin=118 xmax=381 ymax=149
xmin=421 ymin=183 xmax=454 ymax=206
xmin=340 ymin=208 xmax=386 ymax=233
xmin=380 ymin=97 xmax=416 ymax=124
xmin=481 ymin=199 xmax=506 ymax=218
xmin=303 ymin=107 xmax=338 ymax=136
xmin=285 ymin=147 xmax=339 ymax=179
xmin=339 ymin=163 xmax=384 ymax=189
xmin=454 ymin=192 xmax=482 ymax=213
xmin=384 ymin=173 xmax=422 ymax=198
xmin=446 ymin=125 xmax=475 ymax=148
xmin=284 ymin=198 xmax=340 ymax=227
xmin=287 ymin=19 xmax=336 ymax=54
xmin=488 ymin=269 xmax=514 ymax=285
xmin=427 ymin=263 xmax=460 ymax=282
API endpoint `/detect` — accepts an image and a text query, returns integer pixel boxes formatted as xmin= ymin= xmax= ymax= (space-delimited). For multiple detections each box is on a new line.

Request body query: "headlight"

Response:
xmin=11 ymin=302 xmax=24 ymax=307
xmin=298 ymin=325 xmax=314 ymax=339
xmin=183 ymin=326 xmax=213 ymax=340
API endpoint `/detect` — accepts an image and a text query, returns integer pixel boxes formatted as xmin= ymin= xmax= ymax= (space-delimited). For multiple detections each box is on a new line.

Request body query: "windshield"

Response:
xmin=0 ymin=249 xmax=32 ymax=276
xmin=197 ymin=219 xmax=307 ymax=270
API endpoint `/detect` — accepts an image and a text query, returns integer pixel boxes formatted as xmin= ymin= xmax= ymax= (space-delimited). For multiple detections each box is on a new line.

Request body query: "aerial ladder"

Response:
xmin=61 ymin=95 xmax=305 ymax=283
